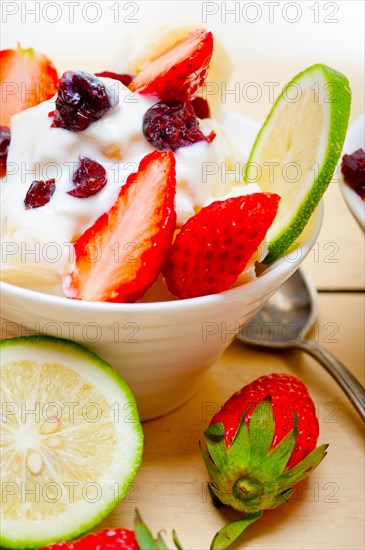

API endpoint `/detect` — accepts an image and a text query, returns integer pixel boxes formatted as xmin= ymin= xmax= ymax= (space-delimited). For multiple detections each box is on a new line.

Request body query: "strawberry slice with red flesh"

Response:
xmin=129 ymin=29 xmax=213 ymax=100
xmin=65 ymin=150 xmax=176 ymax=303
xmin=0 ymin=45 xmax=58 ymax=126
xmin=163 ymin=193 xmax=280 ymax=299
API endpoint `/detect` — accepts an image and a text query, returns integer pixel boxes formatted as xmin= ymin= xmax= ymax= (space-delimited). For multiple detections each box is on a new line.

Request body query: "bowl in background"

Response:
xmin=339 ymin=113 xmax=365 ymax=231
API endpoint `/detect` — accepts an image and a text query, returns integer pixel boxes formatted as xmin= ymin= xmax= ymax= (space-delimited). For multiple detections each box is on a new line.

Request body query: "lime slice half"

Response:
xmin=0 ymin=336 xmax=143 ymax=549
xmin=245 ymin=63 xmax=351 ymax=263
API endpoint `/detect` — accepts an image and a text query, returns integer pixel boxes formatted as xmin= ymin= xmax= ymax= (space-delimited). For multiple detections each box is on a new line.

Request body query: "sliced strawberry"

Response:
xmin=0 ymin=45 xmax=59 ymax=126
xmin=64 ymin=150 xmax=176 ymax=303
xmin=129 ymin=29 xmax=213 ymax=100
xmin=163 ymin=193 xmax=280 ymax=299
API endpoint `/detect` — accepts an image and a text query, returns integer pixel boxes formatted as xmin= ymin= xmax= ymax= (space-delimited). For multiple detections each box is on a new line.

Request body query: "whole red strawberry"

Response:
xmin=163 ymin=193 xmax=280 ymax=299
xmin=201 ymin=374 xmax=328 ymax=549
xmin=41 ymin=510 xmax=184 ymax=549
xmin=42 ymin=528 xmax=138 ymax=550
xmin=212 ymin=373 xmax=320 ymax=469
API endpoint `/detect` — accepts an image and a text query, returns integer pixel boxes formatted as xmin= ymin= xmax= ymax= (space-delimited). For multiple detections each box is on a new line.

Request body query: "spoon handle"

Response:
xmin=295 ymin=339 xmax=365 ymax=421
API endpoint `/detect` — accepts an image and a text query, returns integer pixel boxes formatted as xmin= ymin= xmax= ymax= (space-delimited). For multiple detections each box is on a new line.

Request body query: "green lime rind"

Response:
xmin=244 ymin=63 xmax=351 ymax=264
xmin=0 ymin=335 xmax=143 ymax=550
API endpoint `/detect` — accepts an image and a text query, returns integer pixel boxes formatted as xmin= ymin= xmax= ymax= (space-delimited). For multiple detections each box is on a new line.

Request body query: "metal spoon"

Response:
xmin=237 ymin=269 xmax=365 ymax=421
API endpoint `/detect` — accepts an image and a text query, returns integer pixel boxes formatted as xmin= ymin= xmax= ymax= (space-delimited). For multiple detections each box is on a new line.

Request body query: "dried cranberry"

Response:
xmin=68 ymin=157 xmax=107 ymax=198
xmin=53 ymin=71 xmax=118 ymax=132
xmin=0 ymin=126 xmax=11 ymax=178
xmin=341 ymin=149 xmax=365 ymax=200
xmin=24 ymin=179 xmax=56 ymax=209
xmin=191 ymin=96 xmax=210 ymax=119
xmin=143 ymin=100 xmax=215 ymax=152
xmin=95 ymin=71 xmax=133 ymax=87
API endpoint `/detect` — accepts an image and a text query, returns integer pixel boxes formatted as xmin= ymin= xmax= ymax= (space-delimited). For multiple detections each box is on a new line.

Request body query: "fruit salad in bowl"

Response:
xmin=0 ymin=28 xmax=351 ymax=419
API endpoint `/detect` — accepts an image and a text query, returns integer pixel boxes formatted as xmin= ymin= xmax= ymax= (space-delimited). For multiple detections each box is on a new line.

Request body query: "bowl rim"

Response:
xmin=1 ymin=203 xmax=323 ymax=313
xmin=338 ymin=113 xmax=365 ymax=231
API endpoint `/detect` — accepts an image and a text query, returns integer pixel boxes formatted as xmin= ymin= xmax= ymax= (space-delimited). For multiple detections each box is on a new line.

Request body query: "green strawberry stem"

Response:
xmin=210 ymin=512 xmax=263 ymax=550
xmin=134 ymin=509 xmax=157 ymax=548
xmin=134 ymin=509 xmax=184 ymax=550
xmin=172 ymin=530 xmax=184 ymax=550
xmin=200 ymin=398 xmax=328 ymax=549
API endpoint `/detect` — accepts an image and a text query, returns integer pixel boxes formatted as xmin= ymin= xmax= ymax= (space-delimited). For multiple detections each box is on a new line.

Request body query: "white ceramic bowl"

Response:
xmin=0 ymin=112 xmax=323 ymax=420
xmin=0 ymin=216 xmax=322 ymax=421
xmin=339 ymin=113 xmax=365 ymax=231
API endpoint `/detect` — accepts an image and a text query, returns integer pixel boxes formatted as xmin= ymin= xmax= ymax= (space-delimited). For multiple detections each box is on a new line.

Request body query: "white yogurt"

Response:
xmin=1 ymin=78 xmax=260 ymax=296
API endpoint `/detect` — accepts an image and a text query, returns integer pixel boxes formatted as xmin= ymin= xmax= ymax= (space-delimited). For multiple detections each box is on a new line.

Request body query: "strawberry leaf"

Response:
xmin=204 ymin=423 xmax=228 ymax=470
xmin=277 ymin=444 xmax=329 ymax=491
xmin=172 ymin=530 xmax=185 ymax=550
xmin=134 ymin=509 xmax=157 ymax=549
xmin=264 ymin=412 xmax=298 ymax=477
xmin=134 ymin=510 xmax=185 ymax=550
xmin=199 ymin=441 xmax=220 ymax=484
xmin=249 ymin=398 xmax=275 ymax=464
xmin=208 ymin=483 xmax=225 ymax=508
xmin=268 ymin=487 xmax=295 ymax=509
xmin=210 ymin=512 xmax=263 ymax=550
xmin=156 ymin=532 xmax=169 ymax=549
xmin=227 ymin=412 xmax=251 ymax=466
xmin=208 ymin=483 xmax=228 ymax=507
xmin=205 ymin=422 xmax=225 ymax=437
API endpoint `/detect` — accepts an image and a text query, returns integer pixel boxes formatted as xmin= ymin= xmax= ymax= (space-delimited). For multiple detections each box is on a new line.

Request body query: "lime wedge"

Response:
xmin=0 ymin=336 xmax=143 ymax=549
xmin=245 ymin=64 xmax=351 ymax=263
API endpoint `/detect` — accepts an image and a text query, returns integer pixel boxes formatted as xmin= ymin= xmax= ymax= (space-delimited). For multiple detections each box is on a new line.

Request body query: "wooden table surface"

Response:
xmin=1 ymin=61 xmax=364 ymax=550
